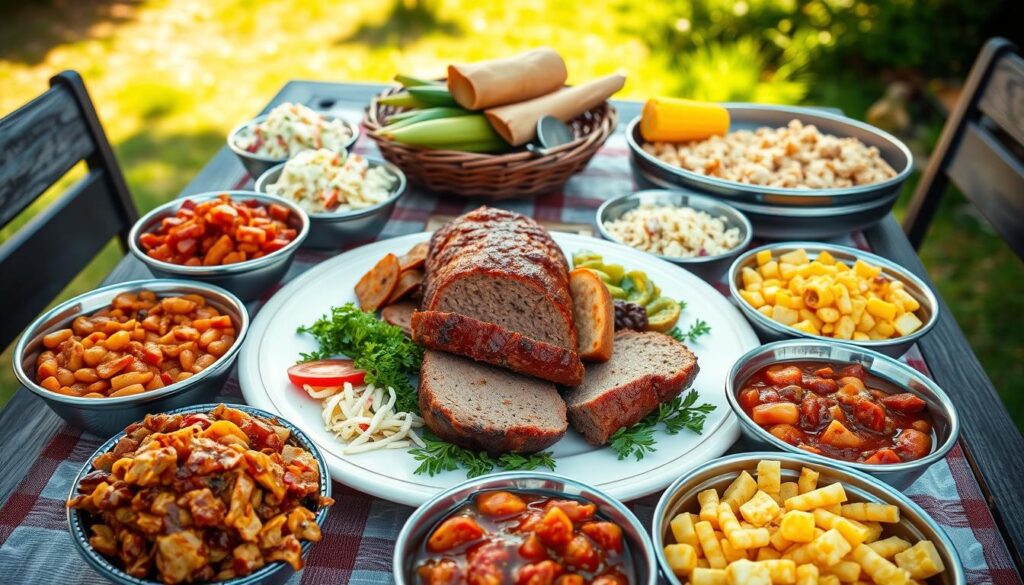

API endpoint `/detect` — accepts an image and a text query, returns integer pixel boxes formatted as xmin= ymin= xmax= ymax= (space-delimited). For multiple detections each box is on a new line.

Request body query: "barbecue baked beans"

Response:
xmin=35 ymin=290 xmax=237 ymax=398
xmin=138 ymin=193 xmax=298 ymax=266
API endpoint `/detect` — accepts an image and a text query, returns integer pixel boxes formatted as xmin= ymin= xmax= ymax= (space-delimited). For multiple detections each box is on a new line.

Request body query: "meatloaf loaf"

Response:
xmin=412 ymin=311 xmax=585 ymax=386
xmin=419 ymin=350 xmax=568 ymax=454
xmin=416 ymin=206 xmax=582 ymax=380
xmin=564 ymin=330 xmax=700 ymax=445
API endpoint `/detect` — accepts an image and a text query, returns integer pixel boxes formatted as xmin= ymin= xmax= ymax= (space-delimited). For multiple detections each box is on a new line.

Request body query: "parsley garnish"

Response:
xmin=410 ymin=433 xmax=556 ymax=478
xmin=608 ymin=390 xmax=717 ymax=461
xmin=297 ymin=303 xmax=422 ymax=414
xmin=668 ymin=318 xmax=712 ymax=344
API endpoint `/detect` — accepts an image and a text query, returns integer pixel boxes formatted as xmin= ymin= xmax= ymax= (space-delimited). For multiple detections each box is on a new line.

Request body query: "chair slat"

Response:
xmin=946 ymin=121 xmax=1024 ymax=258
xmin=0 ymin=170 xmax=126 ymax=347
xmin=978 ymin=52 xmax=1024 ymax=148
xmin=0 ymin=86 xmax=95 ymax=227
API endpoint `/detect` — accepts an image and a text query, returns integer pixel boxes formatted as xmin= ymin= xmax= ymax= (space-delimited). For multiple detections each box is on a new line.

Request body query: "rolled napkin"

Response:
xmin=447 ymin=48 xmax=568 ymax=110
xmin=485 ymin=74 xmax=626 ymax=146
xmin=640 ymin=97 xmax=730 ymax=142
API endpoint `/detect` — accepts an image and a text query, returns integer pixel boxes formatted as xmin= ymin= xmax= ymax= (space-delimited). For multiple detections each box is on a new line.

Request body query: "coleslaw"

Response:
xmin=234 ymin=102 xmax=353 ymax=158
xmin=266 ymin=149 xmax=396 ymax=214
xmin=305 ymin=381 xmax=425 ymax=455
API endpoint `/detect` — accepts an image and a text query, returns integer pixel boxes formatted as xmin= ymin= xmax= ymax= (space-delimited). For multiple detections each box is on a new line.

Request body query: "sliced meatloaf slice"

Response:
xmin=411 ymin=310 xmax=585 ymax=386
xmin=563 ymin=330 xmax=700 ymax=445
xmin=419 ymin=350 xmax=568 ymax=454
xmin=422 ymin=207 xmax=576 ymax=349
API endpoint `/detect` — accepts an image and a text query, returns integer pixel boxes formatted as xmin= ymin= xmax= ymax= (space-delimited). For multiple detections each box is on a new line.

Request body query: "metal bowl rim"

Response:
xmin=651 ymin=450 xmax=965 ymax=585
xmin=625 ymin=106 xmax=915 ymax=198
xmin=226 ymin=112 xmax=360 ymax=163
xmin=66 ymin=402 xmax=331 ymax=585
xmin=128 ymin=191 xmax=310 ymax=275
xmin=724 ymin=338 xmax=961 ymax=473
xmin=13 ymin=279 xmax=249 ymax=407
xmin=595 ymin=189 xmax=754 ymax=265
xmin=253 ymin=157 xmax=408 ymax=221
xmin=392 ymin=470 xmax=658 ymax=584
xmin=727 ymin=241 xmax=940 ymax=348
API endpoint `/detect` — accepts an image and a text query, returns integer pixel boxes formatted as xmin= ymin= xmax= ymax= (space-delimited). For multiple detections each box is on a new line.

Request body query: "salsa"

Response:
xmin=414 ymin=490 xmax=634 ymax=585
xmin=738 ymin=361 xmax=934 ymax=464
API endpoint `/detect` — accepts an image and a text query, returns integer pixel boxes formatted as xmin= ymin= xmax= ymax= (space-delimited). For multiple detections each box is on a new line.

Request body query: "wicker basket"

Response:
xmin=363 ymin=86 xmax=618 ymax=199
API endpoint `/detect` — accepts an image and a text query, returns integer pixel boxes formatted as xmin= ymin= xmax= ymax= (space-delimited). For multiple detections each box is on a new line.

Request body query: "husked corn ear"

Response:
xmin=378 ymin=91 xmax=427 ymax=108
xmin=381 ymin=115 xmax=508 ymax=151
xmin=406 ymin=84 xmax=460 ymax=107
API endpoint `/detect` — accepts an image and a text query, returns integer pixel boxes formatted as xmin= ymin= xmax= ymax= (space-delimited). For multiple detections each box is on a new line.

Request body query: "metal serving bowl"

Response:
xmin=626 ymin=105 xmax=914 ymax=239
xmin=227 ymin=112 xmax=359 ymax=179
xmin=652 ymin=452 xmax=965 ymax=585
xmin=128 ymin=191 xmax=309 ymax=301
xmin=67 ymin=403 xmax=332 ymax=585
xmin=596 ymin=189 xmax=753 ymax=283
xmin=13 ymin=280 xmax=249 ymax=436
xmin=726 ymin=340 xmax=960 ymax=488
xmin=253 ymin=157 xmax=407 ymax=249
xmin=728 ymin=242 xmax=939 ymax=357
xmin=393 ymin=471 xmax=659 ymax=585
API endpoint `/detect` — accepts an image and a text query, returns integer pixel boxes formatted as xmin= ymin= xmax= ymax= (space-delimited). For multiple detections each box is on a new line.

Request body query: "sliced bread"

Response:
xmin=563 ymin=330 xmax=700 ymax=445
xmin=569 ymin=267 xmax=614 ymax=362
xmin=419 ymin=350 xmax=568 ymax=454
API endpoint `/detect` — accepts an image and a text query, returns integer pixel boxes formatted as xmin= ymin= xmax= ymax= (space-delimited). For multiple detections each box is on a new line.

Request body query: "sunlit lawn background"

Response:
xmin=1 ymin=0 xmax=1021 ymax=429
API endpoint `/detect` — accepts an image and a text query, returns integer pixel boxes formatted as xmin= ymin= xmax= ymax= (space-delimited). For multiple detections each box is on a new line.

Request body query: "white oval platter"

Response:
xmin=239 ymin=231 xmax=759 ymax=506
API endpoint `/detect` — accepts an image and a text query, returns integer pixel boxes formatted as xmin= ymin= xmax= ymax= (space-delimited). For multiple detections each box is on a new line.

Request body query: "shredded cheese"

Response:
xmin=305 ymin=382 xmax=424 ymax=455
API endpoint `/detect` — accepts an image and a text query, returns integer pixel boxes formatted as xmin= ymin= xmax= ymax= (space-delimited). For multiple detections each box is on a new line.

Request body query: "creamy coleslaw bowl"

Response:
xmin=254 ymin=157 xmax=406 ymax=249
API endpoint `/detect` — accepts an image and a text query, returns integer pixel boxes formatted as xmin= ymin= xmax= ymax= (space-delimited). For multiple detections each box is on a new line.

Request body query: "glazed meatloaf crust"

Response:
xmin=422 ymin=206 xmax=577 ymax=350
xmin=419 ymin=350 xmax=568 ymax=454
xmin=412 ymin=311 xmax=585 ymax=386
xmin=564 ymin=330 xmax=700 ymax=445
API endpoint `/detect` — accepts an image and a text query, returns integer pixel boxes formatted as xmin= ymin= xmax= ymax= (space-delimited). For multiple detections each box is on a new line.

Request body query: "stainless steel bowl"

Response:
xmin=632 ymin=168 xmax=902 ymax=240
xmin=13 ymin=280 xmax=249 ymax=436
xmin=652 ymin=452 xmax=965 ymax=585
xmin=253 ymin=157 xmax=407 ymax=249
xmin=67 ymin=403 xmax=332 ymax=585
xmin=227 ymin=112 xmax=359 ymax=179
xmin=728 ymin=242 xmax=939 ymax=357
xmin=596 ymin=189 xmax=753 ymax=282
xmin=726 ymin=340 xmax=960 ymax=488
xmin=393 ymin=471 xmax=658 ymax=585
xmin=128 ymin=191 xmax=310 ymax=301
xmin=626 ymin=105 xmax=914 ymax=239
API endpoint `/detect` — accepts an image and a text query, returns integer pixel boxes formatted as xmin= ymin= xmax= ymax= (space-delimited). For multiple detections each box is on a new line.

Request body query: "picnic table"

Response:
xmin=0 ymin=81 xmax=1022 ymax=584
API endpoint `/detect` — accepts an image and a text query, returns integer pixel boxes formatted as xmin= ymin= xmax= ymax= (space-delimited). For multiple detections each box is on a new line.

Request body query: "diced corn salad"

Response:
xmin=661 ymin=459 xmax=947 ymax=584
xmin=266 ymin=149 xmax=395 ymax=214
xmin=738 ymin=248 xmax=924 ymax=341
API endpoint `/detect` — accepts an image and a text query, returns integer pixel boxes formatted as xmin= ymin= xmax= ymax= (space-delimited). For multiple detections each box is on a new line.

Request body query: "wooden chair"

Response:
xmin=0 ymin=70 xmax=138 ymax=349
xmin=903 ymin=38 xmax=1024 ymax=258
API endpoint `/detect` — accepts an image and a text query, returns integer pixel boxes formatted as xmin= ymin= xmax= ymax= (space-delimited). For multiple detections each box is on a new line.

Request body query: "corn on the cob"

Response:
xmin=378 ymin=91 xmax=426 ymax=108
xmin=381 ymin=115 xmax=506 ymax=149
xmin=383 ymin=106 xmax=472 ymax=131
xmin=406 ymin=85 xmax=459 ymax=107
xmin=393 ymin=74 xmax=438 ymax=87
xmin=640 ymin=97 xmax=730 ymax=142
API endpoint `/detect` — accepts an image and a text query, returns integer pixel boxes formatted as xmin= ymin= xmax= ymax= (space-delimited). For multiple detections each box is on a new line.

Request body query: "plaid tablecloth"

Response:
xmin=0 ymin=114 xmax=1019 ymax=585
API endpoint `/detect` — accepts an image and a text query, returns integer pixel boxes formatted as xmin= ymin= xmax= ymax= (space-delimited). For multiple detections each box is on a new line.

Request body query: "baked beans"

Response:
xmin=35 ymin=290 xmax=237 ymax=398
xmin=138 ymin=193 xmax=298 ymax=266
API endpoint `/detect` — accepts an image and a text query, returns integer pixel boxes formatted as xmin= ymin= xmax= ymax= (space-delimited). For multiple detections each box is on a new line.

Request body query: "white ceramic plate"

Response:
xmin=239 ymin=232 xmax=759 ymax=506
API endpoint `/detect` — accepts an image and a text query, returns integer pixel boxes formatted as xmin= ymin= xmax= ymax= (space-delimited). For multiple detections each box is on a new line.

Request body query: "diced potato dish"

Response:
xmin=662 ymin=459 xmax=947 ymax=584
xmin=739 ymin=248 xmax=925 ymax=341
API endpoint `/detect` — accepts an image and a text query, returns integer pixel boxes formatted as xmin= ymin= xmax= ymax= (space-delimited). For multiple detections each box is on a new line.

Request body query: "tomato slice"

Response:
xmin=287 ymin=359 xmax=365 ymax=387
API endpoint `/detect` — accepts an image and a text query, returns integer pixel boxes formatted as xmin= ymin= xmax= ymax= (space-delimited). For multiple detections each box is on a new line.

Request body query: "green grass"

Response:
xmin=0 ymin=0 xmax=1020 ymax=430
